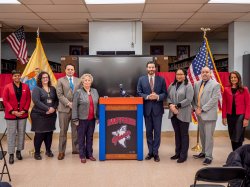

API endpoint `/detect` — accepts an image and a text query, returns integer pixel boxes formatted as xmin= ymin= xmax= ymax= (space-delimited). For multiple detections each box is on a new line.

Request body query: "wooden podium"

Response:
xmin=99 ymin=97 xmax=143 ymax=161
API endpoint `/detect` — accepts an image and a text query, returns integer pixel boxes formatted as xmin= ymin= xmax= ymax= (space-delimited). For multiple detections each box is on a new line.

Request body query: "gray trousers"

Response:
xmin=198 ymin=117 xmax=216 ymax=160
xmin=6 ymin=119 xmax=27 ymax=154
xmin=58 ymin=112 xmax=78 ymax=153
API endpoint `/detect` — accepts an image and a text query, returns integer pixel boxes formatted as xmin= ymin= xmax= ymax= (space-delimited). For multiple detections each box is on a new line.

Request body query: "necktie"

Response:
xmin=150 ymin=76 xmax=154 ymax=92
xmin=69 ymin=77 xmax=74 ymax=91
xmin=198 ymin=82 xmax=205 ymax=108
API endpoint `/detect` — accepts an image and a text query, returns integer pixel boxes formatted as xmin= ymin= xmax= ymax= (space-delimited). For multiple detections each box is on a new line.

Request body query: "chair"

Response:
xmin=190 ymin=167 xmax=246 ymax=187
xmin=0 ymin=139 xmax=11 ymax=182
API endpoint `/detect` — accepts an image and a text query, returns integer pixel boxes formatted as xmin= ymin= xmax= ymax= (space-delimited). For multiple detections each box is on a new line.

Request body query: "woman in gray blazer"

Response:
xmin=72 ymin=73 xmax=99 ymax=163
xmin=167 ymin=68 xmax=194 ymax=163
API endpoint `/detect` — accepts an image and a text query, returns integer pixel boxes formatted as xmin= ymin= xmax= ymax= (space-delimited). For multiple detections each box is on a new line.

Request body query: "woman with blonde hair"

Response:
xmin=72 ymin=73 xmax=99 ymax=163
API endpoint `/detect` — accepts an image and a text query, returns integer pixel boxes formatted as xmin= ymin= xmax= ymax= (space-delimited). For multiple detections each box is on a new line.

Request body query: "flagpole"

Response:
xmin=191 ymin=27 xmax=211 ymax=153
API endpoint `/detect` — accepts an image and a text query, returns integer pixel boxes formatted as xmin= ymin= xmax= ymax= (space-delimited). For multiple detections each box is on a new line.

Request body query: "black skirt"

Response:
xmin=30 ymin=111 xmax=56 ymax=132
xmin=227 ymin=114 xmax=245 ymax=142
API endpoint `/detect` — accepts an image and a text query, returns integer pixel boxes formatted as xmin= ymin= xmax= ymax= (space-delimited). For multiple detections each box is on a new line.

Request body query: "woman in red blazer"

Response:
xmin=2 ymin=70 xmax=31 ymax=164
xmin=222 ymin=71 xmax=250 ymax=151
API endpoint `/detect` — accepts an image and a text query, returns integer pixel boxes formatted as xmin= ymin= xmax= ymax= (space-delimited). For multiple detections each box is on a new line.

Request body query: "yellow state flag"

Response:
xmin=21 ymin=36 xmax=57 ymax=89
xmin=21 ymin=36 xmax=57 ymax=124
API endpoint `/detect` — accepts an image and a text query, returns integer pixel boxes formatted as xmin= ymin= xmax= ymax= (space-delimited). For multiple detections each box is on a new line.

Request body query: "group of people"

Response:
xmin=2 ymin=61 xmax=249 ymax=166
xmin=138 ymin=61 xmax=249 ymax=165
xmin=3 ymin=64 xmax=99 ymax=164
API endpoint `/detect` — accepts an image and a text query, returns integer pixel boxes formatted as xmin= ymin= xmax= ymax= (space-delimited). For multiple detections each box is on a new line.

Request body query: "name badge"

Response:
xmin=47 ymin=99 xmax=52 ymax=103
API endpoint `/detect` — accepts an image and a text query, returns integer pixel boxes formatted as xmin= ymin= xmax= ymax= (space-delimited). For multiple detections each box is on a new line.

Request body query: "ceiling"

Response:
xmin=1 ymin=0 xmax=250 ymax=42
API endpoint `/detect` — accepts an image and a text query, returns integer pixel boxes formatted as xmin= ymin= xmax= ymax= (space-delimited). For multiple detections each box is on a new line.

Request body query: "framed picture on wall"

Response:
xmin=69 ymin=45 xmax=84 ymax=55
xmin=177 ymin=45 xmax=190 ymax=60
xmin=150 ymin=45 xmax=164 ymax=55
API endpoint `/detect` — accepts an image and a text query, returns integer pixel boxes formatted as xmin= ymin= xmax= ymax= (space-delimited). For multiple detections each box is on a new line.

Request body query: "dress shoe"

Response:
xmin=88 ymin=156 xmax=96 ymax=161
xmin=193 ymin=153 xmax=205 ymax=159
xmin=145 ymin=154 xmax=153 ymax=160
xmin=45 ymin=151 xmax=54 ymax=157
xmin=16 ymin=150 xmax=23 ymax=160
xmin=154 ymin=155 xmax=160 ymax=162
xmin=72 ymin=151 xmax=79 ymax=154
xmin=34 ymin=154 xmax=42 ymax=160
xmin=203 ymin=158 xmax=212 ymax=165
xmin=170 ymin=155 xmax=179 ymax=160
xmin=9 ymin=154 xmax=14 ymax=164
xmin=81 ymin=158 xmax=86 ymax=163
xmin=57 ymin=153 xmax=65 ymax=160
xmin=177 ymin=158 xmax=187 ymax=163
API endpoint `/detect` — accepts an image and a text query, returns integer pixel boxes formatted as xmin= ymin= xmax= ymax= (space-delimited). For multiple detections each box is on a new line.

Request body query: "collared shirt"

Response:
xmin=148 ymin=74 xmax=155 ymax=85
xmin=199 ymin=79 xmax=210 ymax=90
xmin=66 ymin=75 xmax=74 ymax=83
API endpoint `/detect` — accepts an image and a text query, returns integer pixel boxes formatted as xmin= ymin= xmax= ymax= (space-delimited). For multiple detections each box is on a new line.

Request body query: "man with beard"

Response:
xmin=137 ymin=61 xmax=167 ymax=162
xmin=192 ymin=66 xmax=221 ymax=165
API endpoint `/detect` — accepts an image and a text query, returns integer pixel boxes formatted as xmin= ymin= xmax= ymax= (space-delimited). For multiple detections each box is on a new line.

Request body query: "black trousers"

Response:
xmin=171 ymin=115 xmax=190 ymax=159
xmin=231 ymin=141 xmax=243 ymax=151
xmin=77 ymin=119 xmax=95 ymax=159
xmin=34 ymin=132 xmax=53 ymax=154
xmin=144 ymin=113 xmax=163 ymax=156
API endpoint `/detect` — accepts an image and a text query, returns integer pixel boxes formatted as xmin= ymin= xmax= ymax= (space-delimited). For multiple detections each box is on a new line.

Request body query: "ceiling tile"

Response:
xmin=199 ymin=4 xmax=250 ymax=13
xmin=191 ymin=13 xmax=245 ymax=19
xmin=142 ymin=18 xmax=186 ymax=24
xmin=236 ymin=13 xmax=250 ymax=21
xmin=142 ymin=12 xmax=193 ymax=19
xmin=45 ymin=19 xmax=88 ymax=24
xmin=185 ymin=19 xmax=233 ymax=24
xmin=0 ymin=5 xmax=31 ymax=12
xmin=51 ymin=0 xmax=84 ymax=4
xmin=27 ymin=5 xmax=88 ymax=12
xmin=91 ymin=13 xmax=141 ymax=19
xmin=52 ymin=24 xmax=88 ymax=32
xmin=0 ymin=13 xmax=40 ymax=19
xmin=37 ymin=13 xmax=90 ymax=19
xmin=87 ymin=4 xmax=144 ymax=12
xmin=1 ymin=19 xmax=47 ymax=25
xmin=146 ymin=0 xmax=208 ymax=3
xmin=144 ymin=4 xmax=203 ymax=13
xmin=20 ymin=0 xmax=54 ymax=5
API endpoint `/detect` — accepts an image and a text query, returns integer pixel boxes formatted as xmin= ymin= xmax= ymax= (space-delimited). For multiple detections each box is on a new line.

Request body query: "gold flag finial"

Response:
xmin=201 ymin=27 xmax=211 ymax=38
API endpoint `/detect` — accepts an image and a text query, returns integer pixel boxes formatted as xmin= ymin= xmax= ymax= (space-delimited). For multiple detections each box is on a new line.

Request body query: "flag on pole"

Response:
xmin=21 ymin=36 xmax=57 ymax=90
xmin=6 ymin=26 xmax=28 ymax=64
xmin=187 ymin=36 xmax=223 ymax=123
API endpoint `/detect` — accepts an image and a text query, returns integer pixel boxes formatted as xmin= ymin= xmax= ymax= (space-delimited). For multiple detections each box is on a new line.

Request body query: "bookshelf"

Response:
xmin=168 ymin=55 xmax=228 ymax=72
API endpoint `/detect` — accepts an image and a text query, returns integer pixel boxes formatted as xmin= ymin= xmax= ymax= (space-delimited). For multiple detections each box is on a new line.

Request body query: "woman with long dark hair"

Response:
xmin=31 ymin=71 xmax=59 ymax=160
xmin=167 ymin=68 xmax=194 ymax=163
xmin=222 ymin=71 xmax=250 ymax=151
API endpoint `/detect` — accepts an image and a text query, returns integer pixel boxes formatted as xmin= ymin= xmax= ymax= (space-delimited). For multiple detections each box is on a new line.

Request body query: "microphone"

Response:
xmin=119 ymin=84 xmax=128 ymax=97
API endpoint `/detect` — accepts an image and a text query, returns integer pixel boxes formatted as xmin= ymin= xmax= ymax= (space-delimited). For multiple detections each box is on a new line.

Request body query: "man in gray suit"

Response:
xmin=56 ymin=64 xmax=81 ymax=160
xmin=192 ymin=66 xmax=221 ymax=165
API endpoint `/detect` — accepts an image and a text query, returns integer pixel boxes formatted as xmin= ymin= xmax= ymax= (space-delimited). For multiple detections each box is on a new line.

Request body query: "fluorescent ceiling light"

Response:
xmin=0 ymin=0 xmax=20 ymax=4
xmin=209 ymin=0 xmax=250 ymax=3
xmin=85 ymin=0 xmax=145 ymax=4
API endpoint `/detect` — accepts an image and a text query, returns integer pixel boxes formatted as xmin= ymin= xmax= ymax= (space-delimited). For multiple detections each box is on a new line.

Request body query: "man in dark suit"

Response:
xmin=137 ymin=61 xmax=167 ymax=162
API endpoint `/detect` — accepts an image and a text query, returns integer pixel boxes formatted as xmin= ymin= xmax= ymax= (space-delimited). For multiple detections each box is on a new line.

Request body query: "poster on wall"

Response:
xmin=106 ymin=110 xmax=137 ymax=154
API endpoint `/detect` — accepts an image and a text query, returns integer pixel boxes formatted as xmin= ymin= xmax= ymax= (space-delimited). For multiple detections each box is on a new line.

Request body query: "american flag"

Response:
xmin=187 ymin=37 xmax=223 ymax=118
xmin=6 ymin=26 xmax=28 ymax=64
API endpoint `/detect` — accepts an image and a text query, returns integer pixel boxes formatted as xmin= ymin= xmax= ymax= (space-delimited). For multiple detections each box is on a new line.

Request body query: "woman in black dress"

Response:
xmin=222 ymin=71 xmax=250 ymax=151
xmin=31 ymin=71 xmax=58 ymax=160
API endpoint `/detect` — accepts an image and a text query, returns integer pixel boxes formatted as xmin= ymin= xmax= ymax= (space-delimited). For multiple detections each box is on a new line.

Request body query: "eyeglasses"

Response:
xmin=176 ymin=74 xmax=184 ymax=76
xmin=42 ymin=77 xmax=49 ymax=79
